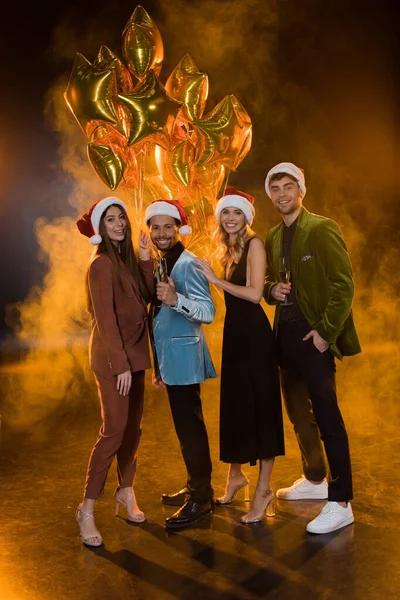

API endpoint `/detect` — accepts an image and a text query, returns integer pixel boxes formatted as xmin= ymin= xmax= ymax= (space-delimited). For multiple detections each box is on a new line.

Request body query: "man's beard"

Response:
xmin=152 ymin=237 xmax=176 ymax=252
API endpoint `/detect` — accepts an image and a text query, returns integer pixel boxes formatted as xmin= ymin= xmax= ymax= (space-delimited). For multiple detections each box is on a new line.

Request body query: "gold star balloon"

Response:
xmin=165 ymin=54 xmax=209 ymax=122
xmin=87 ymin=125 xmax=129 ymax=190
xmin=94 ymin=45 xmax=137 ymax=94
xmin=122 ymin=5 xmax=164 ymax=80
xmin=118 ymin=70 xmax=182 ymax=148
xmin=64 ymin=53 xmax=119 ymax=136
xmin=193 ymin=94 xmax=252 ymax=170
xmin=87 ymin=143 xmax=125 ymax=190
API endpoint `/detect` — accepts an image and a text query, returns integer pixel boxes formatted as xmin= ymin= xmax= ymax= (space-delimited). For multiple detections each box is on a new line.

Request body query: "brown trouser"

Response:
xmin=84 ymin=370 xmax=145 ymax=499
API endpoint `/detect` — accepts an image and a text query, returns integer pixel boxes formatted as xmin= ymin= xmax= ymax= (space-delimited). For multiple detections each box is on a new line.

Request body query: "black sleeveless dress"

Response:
xmin=219 ymin=237 xmax=285 ymax=465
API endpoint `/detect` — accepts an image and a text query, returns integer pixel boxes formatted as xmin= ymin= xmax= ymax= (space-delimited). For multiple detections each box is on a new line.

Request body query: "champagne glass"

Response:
xmin=155 ymin=257 xmax=168 ymax=283
xmin=279 ymin=256 xmax=293 ymax=306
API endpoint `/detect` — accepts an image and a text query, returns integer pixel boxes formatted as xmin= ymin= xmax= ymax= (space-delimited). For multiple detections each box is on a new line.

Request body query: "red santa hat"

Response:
xmin=76 ymin=196 xmax=128 ymax=245
xmin=215 ymin=187 xmax=255 ymax=225
xmin=144 ymin=199 xmax=192 ymax=235
xmin=265 ymin=162 xmax=306 ymax=198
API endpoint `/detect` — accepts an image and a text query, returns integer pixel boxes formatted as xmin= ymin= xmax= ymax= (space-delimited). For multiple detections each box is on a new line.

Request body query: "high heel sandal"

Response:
xmin=215 ymin=475 xmax=250 ymax=505
xmin=240 ymin=488 xmax=275 ymax=524
xmin=115 ymin=487 xmax=145 ymax=523
xmin=75 ymin=504 xmax=103 ymax=547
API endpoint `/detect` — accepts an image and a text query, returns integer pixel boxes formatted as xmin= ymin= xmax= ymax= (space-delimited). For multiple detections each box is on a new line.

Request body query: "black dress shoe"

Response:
xmin=165 ymin=499 xmax=212 ymax=529
xmin=161 ymin=487 xmax=190 ymax=506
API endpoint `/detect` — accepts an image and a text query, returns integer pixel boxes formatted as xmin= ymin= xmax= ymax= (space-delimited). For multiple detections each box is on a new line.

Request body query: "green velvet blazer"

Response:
xmin=264 ymin=207 xmax=361 ymax=360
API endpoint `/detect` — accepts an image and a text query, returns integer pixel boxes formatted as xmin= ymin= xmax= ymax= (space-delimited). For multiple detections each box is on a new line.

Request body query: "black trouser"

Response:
xmin=166 ymin=384 xmax=213 ymax=504
xmin=278 ymin=320 xmax=353 ymax=502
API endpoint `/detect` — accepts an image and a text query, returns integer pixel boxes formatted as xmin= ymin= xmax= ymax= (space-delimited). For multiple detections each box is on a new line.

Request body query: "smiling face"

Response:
xmin=149 ymin=215 xmax=179 ymax=253
xmin=220 ymin=207 xmax=246 ymax=236
xmin=103 ymin=205 xmax=127 ymax=247
xmin=269 ymin=175 xmax=303 ymax=222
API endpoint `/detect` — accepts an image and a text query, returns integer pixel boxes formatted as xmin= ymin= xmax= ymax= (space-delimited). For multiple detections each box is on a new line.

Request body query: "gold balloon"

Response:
xmin=118 ymin=70 xmax=182 ymax=147
xmin=118 ymin=148 xmax=139 ymax=189
xmin=64 ymin=6 xmax=253 ymax=244
xmin=195 ymin=163 xmax=226 ymax=200
xmin=87 ymin=143 xmax=125 ymax=190
xmin=87 ymin=125 xmax=133 ymax=190
xmin=144 ymin=175 xmax=175 ymax=201
xmin=94 ymin=45 xmax=137 ymax=94
xmin=154 ymin=146 xmax=186 ymax=194
xmin=170 ymin=140 xmax=195 ymax=187
xmin=90 ymin=123 xmax=127 ymax=147
xmin=122 ymin=5 xmax=164 ymax=80
xmin=193 ymin=94 xmax=252 ymax=170
xmin=165 ymin=54 xmax=209 ymax=121
xmin=64 ymin=53 xmax=119 ymax=136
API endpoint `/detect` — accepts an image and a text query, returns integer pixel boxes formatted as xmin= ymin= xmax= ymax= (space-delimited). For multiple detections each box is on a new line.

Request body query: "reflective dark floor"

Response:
xmin=1 ymin=343 xmax=399 ymax=600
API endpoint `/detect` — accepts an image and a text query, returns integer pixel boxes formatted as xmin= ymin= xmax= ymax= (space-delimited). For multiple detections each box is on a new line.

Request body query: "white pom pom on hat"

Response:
xmin=76 ymin=196 xmax=128 ymax=244
xmin=144 ymin=199 xmax=192 ymax=235
xmin=90 ymin=234 xmax=103 ymax=246
xmin=215 ymin=187 xmax=255 ymax=225
xmin=265 ymin=162 xmax=306 ymax=198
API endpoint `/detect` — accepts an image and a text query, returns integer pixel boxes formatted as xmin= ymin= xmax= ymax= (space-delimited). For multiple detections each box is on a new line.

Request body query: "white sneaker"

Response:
xmin=306 ymin=501 xmax=354 ymax=534
xmin=276 ymin=476 xmax=328 ymax=500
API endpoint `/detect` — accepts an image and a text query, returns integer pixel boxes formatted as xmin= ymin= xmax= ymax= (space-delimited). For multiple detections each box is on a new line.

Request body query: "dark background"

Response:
xmin=1 ymin=0 xmax=398 ymax=343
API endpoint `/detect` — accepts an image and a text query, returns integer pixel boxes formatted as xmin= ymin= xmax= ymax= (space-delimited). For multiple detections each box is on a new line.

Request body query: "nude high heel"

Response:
xmin=115 ymin=487 xmax=145 ymax=523
xmin=75 ymin=504 xmax=103 ymax=547
xmin=240 ymin=488 xmax=275 ymax=524
xmin=215 ymin=475 xmax=250 ymax=505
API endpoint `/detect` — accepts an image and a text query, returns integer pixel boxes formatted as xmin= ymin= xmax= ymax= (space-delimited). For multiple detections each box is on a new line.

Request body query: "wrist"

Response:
xmin=168 ymin=293 xmax=179 ymax=308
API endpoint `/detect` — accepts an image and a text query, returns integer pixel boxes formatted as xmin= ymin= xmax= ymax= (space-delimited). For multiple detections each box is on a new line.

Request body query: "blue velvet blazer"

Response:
xmin=153 ymin=250 xmax=216 ymax=385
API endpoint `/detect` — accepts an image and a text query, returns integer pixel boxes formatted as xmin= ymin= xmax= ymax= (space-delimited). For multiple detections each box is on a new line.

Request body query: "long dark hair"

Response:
xmin=85 ymin=204 xmax=149 ymax=314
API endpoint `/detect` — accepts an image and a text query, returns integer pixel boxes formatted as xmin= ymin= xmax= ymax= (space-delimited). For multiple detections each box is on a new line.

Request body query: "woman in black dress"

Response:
xmin=195 ymin=188 xmax=284 ymax=523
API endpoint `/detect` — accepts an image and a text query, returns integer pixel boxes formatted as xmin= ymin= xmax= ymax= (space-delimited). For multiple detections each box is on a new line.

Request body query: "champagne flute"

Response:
xmin=155 ymin=257 xmax=168 ymax=283
xmin=279 ymin=256 xmax=293 ymax=306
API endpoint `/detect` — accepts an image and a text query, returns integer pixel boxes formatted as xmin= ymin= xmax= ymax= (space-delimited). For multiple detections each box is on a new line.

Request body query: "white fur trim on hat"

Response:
xmin=265 ymin=162 xmax=306 ymax=198
xmin=215 ymin=194 xmax=255 ymax=225
xmin=144 ymin=201 xmax=192 ymax=235
xmin=144 ymin=201 xmax=181 ymax=225
xmin=91 ymin=197 xmax=128 ymax=245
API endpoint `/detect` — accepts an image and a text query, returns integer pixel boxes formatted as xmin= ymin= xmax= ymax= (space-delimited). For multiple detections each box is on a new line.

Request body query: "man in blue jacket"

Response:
xmin=145 ymin=199 xmax=216 ymax=529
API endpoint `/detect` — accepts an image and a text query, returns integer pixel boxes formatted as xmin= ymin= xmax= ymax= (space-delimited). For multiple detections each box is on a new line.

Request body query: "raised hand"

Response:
xmin=138 ymin=230 xmax=151 ymax=260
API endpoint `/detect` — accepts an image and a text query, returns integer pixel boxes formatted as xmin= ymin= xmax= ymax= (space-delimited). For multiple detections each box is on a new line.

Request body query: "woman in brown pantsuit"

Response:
xmin=75 ymin=196 xmax=154 ymax=547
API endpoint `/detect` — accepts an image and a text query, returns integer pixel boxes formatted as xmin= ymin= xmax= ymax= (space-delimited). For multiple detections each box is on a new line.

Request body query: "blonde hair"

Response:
xmin=212 ymin=220 xmax=255 ymax=280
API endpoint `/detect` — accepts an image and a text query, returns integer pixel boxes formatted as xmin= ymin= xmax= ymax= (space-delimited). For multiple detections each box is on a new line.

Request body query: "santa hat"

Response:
xmin=144 ymin=199 xmax=192 ymax=235
xmin=265 ymin=162 xmax=306 ymax=198
xmin=76 ymin=196 xmax=128 ymax=245
xmin=215 ymin=187 xmax=255 ymax=225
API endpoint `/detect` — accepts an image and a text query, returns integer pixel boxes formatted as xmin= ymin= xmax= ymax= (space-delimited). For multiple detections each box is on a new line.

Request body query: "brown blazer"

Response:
xmin=88 ymin=254 xmax=154 ymax=376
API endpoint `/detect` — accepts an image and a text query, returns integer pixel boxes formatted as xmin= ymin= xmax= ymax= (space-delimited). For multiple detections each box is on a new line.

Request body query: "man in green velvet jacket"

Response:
xmin=264 ymin=162 xmax=361 ymax=535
